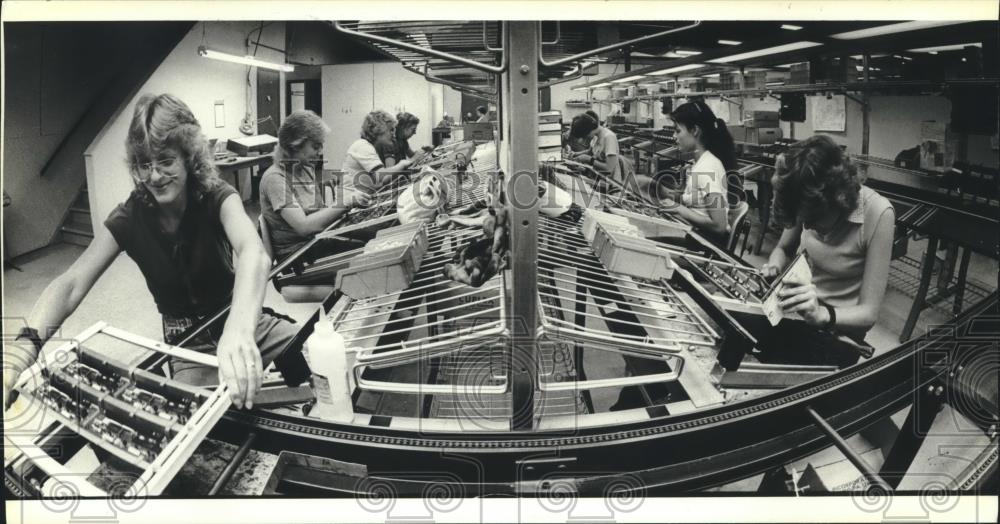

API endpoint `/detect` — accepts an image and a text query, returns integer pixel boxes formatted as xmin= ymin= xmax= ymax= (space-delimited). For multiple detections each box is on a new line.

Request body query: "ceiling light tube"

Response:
xmin=781 ymin=24 xmax=803 ymax=31
xmin=198 ymin=46 xmax=295 ymax=72
xmin=907 ymin=42 xmax=983 ymax=53
xmin=613 ymin=75 xmax=647 ymax=83
xmin=718 ymin=39 xmax=742 ymax=46
xmin=709 ymin=41 xmax=822 ymax=63
xmin=674 ymin=50 xmax=702 ymax=56
xmin=649 ymin=63 xmax=705 ymax=75
xmin=830 ymin=21 xmax=966 ymax=40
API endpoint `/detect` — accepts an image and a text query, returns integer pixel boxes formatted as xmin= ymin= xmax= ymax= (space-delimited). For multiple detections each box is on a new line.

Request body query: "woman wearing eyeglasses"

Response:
xmin=4 ymin=93 xmax=295 ymax=411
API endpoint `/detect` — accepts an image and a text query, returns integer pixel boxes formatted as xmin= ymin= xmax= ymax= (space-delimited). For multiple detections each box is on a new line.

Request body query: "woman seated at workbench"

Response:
xmin=260 ymin=110 xmax=371 ymax=262
xmin=755 ymin=134 xmax=895 ymax=368
xmin=3 ymin=93 xmax=296 ymax=411
xmin=654 ymin=99 xmax=738 ymax=246
xmin=563 ymin=110 xmax=600 ymax=154
xmin=380 ymin=112 xmax=430 ymax=168
xmin=567 ymin=112 xmax=633 ymax=184
xmin=341 ymin=109 xmax=415 ymax=194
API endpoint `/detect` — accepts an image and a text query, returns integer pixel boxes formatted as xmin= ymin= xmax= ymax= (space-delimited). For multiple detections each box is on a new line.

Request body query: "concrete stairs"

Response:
xmin=60 ymin=188 xmax=93 ymax=247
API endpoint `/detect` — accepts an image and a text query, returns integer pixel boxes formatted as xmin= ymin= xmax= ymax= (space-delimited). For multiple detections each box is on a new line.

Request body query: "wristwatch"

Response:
xmin=823 ymin=303 xmax=837 ymax=330
xmin=14 ymin=326 xmax=44 ymax=360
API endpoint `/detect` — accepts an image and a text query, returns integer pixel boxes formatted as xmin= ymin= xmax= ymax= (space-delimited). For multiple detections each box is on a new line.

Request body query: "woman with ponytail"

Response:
xmin=657 ymin=99 xmax=738 ymax=245
xmin=4 ymin=94 xmax=298 ymax=412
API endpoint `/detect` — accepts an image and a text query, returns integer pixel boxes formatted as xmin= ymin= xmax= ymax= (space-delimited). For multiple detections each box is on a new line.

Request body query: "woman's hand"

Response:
xmin=777 ymin=274 xmax=829 ymax=327
xmin=760 ymin=264 xmax=781 ymax=279
xmin=349 ymin=189 xmax=371 ymax=208
xmin=216 ymin=326 xmax=263 ymax=409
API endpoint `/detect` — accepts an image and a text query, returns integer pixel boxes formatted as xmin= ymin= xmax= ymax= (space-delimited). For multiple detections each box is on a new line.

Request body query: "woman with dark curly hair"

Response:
xmin=567 ymin=112 xmax=633 ymax=184
xmin=341 ymin=109 xmax=415 ymax=194
xmin=755 ymin=134 xmax=895 ymax=367
xmin=4 ymin=93 xmax=296 ymax=411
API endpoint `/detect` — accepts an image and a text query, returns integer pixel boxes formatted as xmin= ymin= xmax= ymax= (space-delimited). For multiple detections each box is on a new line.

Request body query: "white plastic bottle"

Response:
xmin=306 ymin=318 xmax=354 ymax=423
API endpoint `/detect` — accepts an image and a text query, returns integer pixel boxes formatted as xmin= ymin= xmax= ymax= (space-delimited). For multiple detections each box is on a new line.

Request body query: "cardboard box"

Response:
xmin=918 ymin=120 xmax=958 ymax=172
xmin=789 ymin=62 xmax=811 ymax=85
xmin=727 ymin=125 xmax=748 ymax=143
xmin=743 ymin=110 xmax=780 ymax=128
xmin=747 ymin=127 xmax=782 ymax=145
xmin=463 ymin=123 xmax=494 ymax=142
xmin=743 ymin=71 xmax=767 ymax=89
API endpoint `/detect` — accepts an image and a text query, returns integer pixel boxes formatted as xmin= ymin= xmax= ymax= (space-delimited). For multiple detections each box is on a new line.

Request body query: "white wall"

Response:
xmin=85 ymin=21 xmax=287 ymax=229
xmin=320 ymin=61 xmax=463 ymax=168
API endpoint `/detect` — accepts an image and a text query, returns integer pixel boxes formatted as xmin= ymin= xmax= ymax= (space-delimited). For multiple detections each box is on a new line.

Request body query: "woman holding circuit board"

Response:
xmin=754 ymin=135 xmax=895 ymax=367
xmin=5 ymin=93 xmax=296 ymax=411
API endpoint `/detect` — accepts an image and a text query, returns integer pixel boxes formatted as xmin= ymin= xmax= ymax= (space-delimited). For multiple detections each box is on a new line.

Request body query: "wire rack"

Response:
xmin=888 ymin=254 xmax=994 ymax=317
xmin=334 ymin=223 xmax=506 ymax=371
xmin=430 ymin=341 xmax=587 ymax=420
xmin=536 ymin=214 xmax=718 ymax=358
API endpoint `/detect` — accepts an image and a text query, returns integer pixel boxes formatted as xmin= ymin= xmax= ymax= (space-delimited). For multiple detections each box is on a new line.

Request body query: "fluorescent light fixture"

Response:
xmin=613 ymin=75 xmax=646 ymax=83
xmin=571 ymin=85 xmax=590 ymax=91
xmin=709 ymin=41 xmax=822 ymax=63
xmin=198 ymin=46 xmax=294 ymax=72
xmin=765 ymin=81 xmax=785 ymax=87
xmin=907 ymin=42 xmax=982 ymax=53
xmin=774 ymin=63 xmax=794 ymax=68
xmin=591 ymin=82 xmax=612 ymax=88
xmin=928 ymin=51 xmax=938 ymax=55
xmin=718 ymin=39 xmax=742 ymax=46
xmin=781 ymin=24 xmax=803 ymax=31
xmin=674 ymin=49 xmax=702 ymax=56
xmin=650 ymin=63 xmax=705 ymax=75
xmin=830 ymin=21 xmax=966 ymax=40
xmin=701 ymin=73 xmax=720 ymax=78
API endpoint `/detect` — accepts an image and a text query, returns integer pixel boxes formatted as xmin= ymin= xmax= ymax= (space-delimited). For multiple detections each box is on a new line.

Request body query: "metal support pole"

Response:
xmin=805 ymin=407 xmax=893 ymax=492
xmin=209 ymin=431 xmax=257 ymax=495
xmin=861 ymin=53 xmax=871 ymax=156
xmin=879 ymin=386 xmax=943 ymax=488
xmin=505 ymin=22 xmax=539 ymax=431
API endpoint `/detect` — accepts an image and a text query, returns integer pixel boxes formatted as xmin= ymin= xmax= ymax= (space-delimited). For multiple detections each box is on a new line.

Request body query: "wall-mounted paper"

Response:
xmin=214 ymin=100 xmax=225 ymax=129
xmin=809 ymin=95 xmax=846 ymax=132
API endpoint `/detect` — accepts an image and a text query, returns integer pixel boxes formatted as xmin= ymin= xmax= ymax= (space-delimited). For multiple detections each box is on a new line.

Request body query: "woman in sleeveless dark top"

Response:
xmin=5 ymin=94 xmax=297 ymax=410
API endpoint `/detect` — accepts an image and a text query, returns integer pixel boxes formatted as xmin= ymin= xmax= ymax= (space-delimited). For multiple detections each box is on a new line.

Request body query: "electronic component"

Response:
xmin=7 ymin=322 xmax=230 ymax=496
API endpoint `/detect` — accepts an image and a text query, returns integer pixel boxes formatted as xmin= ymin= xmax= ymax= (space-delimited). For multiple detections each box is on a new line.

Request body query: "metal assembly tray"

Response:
xmin=6 ymin=323 xmax=230 ymax=497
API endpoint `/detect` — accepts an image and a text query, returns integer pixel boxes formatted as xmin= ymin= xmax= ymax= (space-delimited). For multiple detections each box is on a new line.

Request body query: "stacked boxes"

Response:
xmin=789 ymin=62 xmax=811 ymax=85
xmin=742 ymin=110 xmax=781 ymax=146
xmin=742 ymin=110 xmax=779 ymax=128
xmin=742 ymin=71 xmax=767 ymax=89
xmin=335 ymin=223 xmax=429 ymax=299
xmin=538 ymin=110 xmax=563 ymax=162
xmin=592 ymin=222 xmax=674 ymax=281
xmin=815 ymin=56 xmax=858 ymax=83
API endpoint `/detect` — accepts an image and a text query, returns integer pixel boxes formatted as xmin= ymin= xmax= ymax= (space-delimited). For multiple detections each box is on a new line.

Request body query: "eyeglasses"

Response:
xmin=133 ymin=157 xmax=180 ymax=182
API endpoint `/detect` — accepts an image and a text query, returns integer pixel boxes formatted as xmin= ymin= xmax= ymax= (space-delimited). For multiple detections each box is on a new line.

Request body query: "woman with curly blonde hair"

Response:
xmin=4 ymin=93 xmax=297 ymax=411
xmin=341 ymin=109 xmax=414 ymax=194
xmin=752 ymin=135 xmax=895 ymax=368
